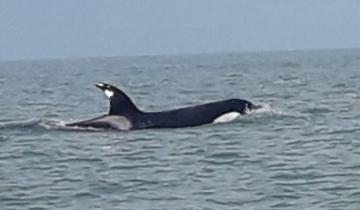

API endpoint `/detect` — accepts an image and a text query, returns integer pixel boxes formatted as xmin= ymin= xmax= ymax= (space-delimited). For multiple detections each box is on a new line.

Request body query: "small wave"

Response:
xmin=0 ymin=118 xmax=105 ymax=132
xmin=0 ymin=118 xmax=68 ymax=133
xmin=0 ymin=135 xmax=9 ymax=142
xmin=0 ymin=118 xmax=41 ymax=129
xmin=73 ymin=191 xmax=100 ymax=199
xmin=302 ymin=107 xmax=334 ymax=114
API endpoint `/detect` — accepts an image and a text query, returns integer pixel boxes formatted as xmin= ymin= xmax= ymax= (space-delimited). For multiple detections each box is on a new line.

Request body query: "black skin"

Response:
xmin=78 ymin=83 xmax=260 ymax=130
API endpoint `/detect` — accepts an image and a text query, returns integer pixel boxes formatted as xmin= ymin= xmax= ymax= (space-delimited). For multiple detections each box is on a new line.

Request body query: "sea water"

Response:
xmin=0 ymin=49 xmax=360 ymax=209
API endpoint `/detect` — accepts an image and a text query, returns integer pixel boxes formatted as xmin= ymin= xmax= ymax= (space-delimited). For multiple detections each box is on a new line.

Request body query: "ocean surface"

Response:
xmin=1 ymin=49 xmax=360 ymax=210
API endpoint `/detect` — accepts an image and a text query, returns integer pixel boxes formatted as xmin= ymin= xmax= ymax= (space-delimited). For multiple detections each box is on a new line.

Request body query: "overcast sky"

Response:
xmin=1 ymin=0 xmax=360 ymax=61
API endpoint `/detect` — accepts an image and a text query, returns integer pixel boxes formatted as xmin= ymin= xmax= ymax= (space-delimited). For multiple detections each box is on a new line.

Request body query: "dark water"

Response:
xmin=1 ymin=49 xmax=360 ymax=210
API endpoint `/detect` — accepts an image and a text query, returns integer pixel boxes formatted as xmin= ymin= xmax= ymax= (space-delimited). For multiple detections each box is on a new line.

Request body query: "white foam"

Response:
xmin=39 ymin=119 xmax=71 ymax=130
xmin=245 ymin=103 xmax=303 ymax=119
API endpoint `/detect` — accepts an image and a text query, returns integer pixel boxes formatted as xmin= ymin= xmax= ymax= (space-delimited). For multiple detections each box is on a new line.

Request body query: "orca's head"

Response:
xmin=96 ymin=83 xmax=140 ymax=115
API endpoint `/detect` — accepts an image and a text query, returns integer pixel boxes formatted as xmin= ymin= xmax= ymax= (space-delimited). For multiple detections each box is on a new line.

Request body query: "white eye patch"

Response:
xmin=104 ymin=89 xmax=114 ymax=98
xmin=213 ymin=112 xmax=240 ymax=123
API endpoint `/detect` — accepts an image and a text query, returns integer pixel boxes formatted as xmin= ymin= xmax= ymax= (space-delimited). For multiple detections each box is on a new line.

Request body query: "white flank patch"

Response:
xmin=104 ymin=89 xmax=114 ymax=98
xmin=213 ymin=112 xmax=240 ymax=124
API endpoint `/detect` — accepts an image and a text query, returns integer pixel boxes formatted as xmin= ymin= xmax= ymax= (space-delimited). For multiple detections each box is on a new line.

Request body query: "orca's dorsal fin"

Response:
xmin=96 ymin=83 xmax=141 ymax=115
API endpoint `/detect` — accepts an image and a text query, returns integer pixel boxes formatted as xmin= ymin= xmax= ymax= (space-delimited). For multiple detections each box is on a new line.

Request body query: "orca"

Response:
xmin=66 ymin=83 xmax=261 ymax=130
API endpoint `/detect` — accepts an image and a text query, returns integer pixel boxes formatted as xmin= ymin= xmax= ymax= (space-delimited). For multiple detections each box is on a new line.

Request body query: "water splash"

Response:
xmin=245 ymin=103 xmax=307 ymax=122
xmin=250 ymin=103 xmax=282 ymax=115
xmin=39 ymin=119 xmax=105 ymax=132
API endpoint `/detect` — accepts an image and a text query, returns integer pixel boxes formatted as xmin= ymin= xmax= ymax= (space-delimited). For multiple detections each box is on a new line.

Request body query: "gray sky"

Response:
xmin=1 ymin=0 xmax=360 ymax=61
